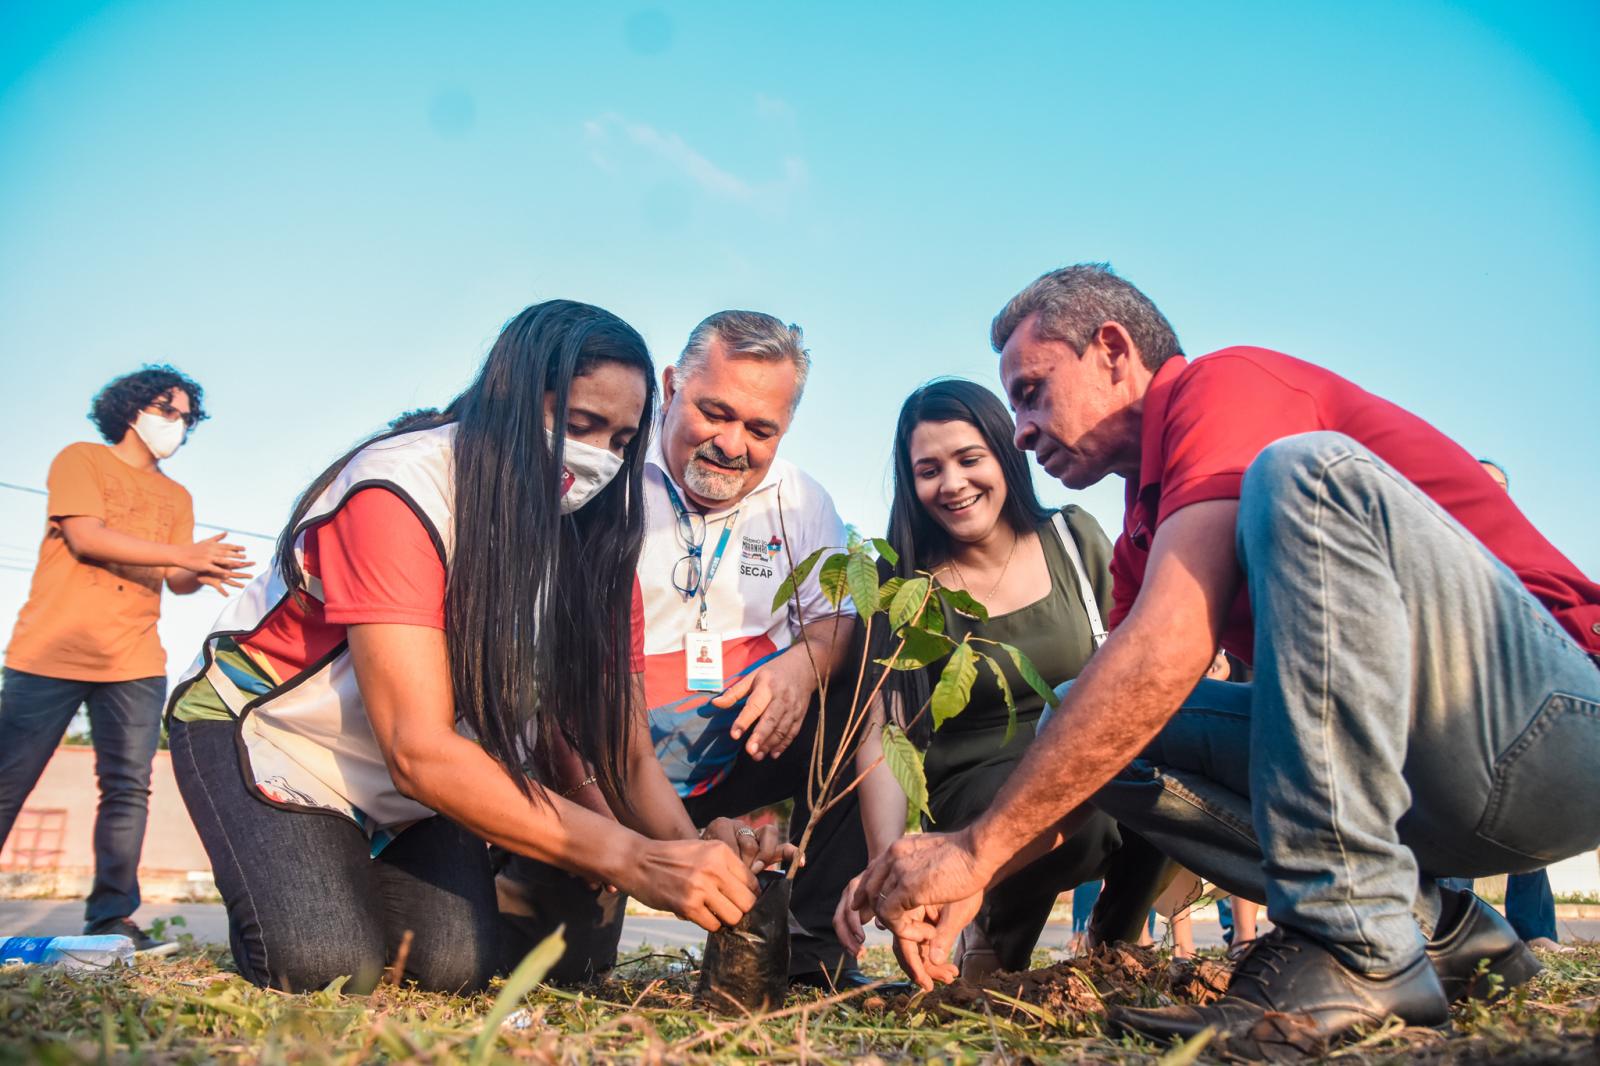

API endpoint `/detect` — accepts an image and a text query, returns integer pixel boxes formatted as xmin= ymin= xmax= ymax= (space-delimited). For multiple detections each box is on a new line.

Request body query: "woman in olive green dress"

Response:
xmin=835 ymin=379 xmax=1167 ymax=978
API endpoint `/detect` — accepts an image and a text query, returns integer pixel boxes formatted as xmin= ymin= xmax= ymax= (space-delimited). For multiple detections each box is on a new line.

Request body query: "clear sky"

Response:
xmin=2 ymin=1 xmax=1597 ymax=678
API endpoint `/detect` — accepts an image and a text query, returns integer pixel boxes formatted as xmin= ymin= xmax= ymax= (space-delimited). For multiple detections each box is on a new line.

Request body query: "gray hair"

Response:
xmin=990 ymin=262 xmax=1183 ymax=372
xmin=676 ymin=310 xmax=811 ymax=406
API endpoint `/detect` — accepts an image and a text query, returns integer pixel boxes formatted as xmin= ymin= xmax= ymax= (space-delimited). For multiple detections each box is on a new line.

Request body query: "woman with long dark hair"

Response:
xmin=834 ymin=379 xmax=1167 ymax=982
xmin=167 ymin=301 xmax=768 ymax=993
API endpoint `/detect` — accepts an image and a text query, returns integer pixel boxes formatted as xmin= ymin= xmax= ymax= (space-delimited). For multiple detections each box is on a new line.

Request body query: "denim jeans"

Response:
xmin=0 ymin=668 xmax=165 ymax=928
xmin=1092 ymin=432 xmax=1600 ymax=974
xmin=1505 ymin=870 xmax=1559 ymax=942
xmin=170 ymin=717 xmax=502 ymax=993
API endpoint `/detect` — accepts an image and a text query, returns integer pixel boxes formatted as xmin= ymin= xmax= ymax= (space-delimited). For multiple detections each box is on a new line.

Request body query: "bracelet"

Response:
xmin=560 ymin=774 xmax=597 ymax=798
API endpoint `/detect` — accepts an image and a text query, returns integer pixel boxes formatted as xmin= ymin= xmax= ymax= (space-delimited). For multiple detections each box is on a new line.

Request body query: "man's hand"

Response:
xmin=854 ymin=830 xmax=991 ymax=919
xmin=713 ymin=651 xmax=817 ymax=760
xmin=845 ymin=830 xmax=995 ymax=988
xmin=700 ymin=816 xmax=798 ymax=874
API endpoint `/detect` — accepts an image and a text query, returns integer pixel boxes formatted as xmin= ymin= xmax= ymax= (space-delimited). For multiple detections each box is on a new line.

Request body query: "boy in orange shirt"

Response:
xmin=0 ymin=366 xmax=251 ymax=952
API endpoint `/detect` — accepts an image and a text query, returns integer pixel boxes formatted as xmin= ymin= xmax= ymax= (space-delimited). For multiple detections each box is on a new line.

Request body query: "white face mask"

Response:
xmin=551 ymin=430 xmax=623 ymax=514
xmin=131 ymin=411 xmax=187 ymax=460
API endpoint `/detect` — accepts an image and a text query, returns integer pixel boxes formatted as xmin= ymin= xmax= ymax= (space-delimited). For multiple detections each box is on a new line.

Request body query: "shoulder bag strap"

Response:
xmin=1051 ymin=511 xmax=1108 ymax=649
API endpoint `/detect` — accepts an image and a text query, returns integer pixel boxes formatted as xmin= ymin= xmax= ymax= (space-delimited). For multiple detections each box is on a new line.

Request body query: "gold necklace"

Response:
xmin=944 ymin=527 xmax=1019 ymax=604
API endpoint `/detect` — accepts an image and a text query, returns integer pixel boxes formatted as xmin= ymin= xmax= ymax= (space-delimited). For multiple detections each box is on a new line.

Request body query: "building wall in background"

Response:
xmin=0 ymin=746 xmax=210 ymax=877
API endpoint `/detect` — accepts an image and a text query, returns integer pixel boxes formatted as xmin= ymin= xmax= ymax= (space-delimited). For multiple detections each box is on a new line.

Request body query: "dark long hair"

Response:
xmin=874 ymin=379 xmax=1051 ymax=737
xmin=273 ymin=300 xmax=656 ymax=800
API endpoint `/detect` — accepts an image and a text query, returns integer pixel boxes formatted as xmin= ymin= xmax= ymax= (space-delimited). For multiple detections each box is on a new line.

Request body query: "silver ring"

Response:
xmin=736 ymin=827 xmax=758 ymax=840
xmin=878 ymin=891 xmax=889 ymax=902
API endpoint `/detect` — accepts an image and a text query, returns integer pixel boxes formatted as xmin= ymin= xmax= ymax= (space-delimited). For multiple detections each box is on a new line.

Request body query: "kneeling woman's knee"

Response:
xmin=410 ymin=938 xmax=501 ymax=995
xmin=249 ymin=938 xmax=387 ymax=995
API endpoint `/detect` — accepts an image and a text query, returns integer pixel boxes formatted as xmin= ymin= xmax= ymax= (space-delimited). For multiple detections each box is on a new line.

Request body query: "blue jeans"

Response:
xmin=0 ymin=668 xmax=165 ymax=928
xmin=170 ymin=717 xmax=502 ymax=993
xmin=1092 ymin=433 xmax=1600 ymax=974
xmin=1505 ymin=870 xmax=1558 ymax=941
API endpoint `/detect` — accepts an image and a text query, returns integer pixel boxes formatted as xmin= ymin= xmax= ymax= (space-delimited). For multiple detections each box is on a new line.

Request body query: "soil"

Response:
xmin=886 ymin=944 xmax=1234 ymax=1020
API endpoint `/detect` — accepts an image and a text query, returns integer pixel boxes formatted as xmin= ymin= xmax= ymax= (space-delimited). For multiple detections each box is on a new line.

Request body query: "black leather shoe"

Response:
xmin=1426 ymin=888 xmax=1543 ymax=1002
xmin=789 ymin=965 xmax=915 ymax=996
xmin=1108 ymin=926 xmax=1449 ymax=1058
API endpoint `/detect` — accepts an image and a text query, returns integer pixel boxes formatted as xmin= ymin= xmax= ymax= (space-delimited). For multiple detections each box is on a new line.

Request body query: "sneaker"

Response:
xmin=1525 ymin=936 xmax=1576 ymax=955
xmin=86 ymin=917 xmax=181 ymax=958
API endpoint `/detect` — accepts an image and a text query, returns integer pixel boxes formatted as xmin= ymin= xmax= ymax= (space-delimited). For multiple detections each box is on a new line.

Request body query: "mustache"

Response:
xmin=692 ymin=442 xmax=750 ymax=471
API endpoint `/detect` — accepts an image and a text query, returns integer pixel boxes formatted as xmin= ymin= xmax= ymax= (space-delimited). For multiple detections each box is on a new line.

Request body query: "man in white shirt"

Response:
xmin=642 ymin=310 xmax=866 ymax=985
xmin=495 ymin=309 xmax=871 ymax=986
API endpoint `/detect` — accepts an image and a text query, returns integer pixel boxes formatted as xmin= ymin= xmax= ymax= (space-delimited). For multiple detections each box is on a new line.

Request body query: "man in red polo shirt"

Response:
xmin=851 ymin=264 xmax=1600 ymax=1054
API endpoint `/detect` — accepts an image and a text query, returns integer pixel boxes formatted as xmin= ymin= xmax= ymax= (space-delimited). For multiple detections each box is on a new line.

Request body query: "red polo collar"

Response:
xmin=1124 ymin=355 xmax=1190 ymax=546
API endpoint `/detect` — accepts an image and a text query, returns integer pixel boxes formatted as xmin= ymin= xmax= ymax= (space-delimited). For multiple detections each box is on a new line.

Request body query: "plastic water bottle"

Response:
xmin=0 ymin=935 xmax=136 ymax=971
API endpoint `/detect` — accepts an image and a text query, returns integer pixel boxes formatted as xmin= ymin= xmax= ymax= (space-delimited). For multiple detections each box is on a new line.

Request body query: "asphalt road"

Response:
xmin=5 ymin=899 xmax=1597 ymax=959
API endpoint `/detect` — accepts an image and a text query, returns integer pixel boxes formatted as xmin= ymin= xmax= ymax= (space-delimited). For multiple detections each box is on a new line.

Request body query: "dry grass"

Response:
xmin=0 ymin=934 xmax=1596 ymax=1064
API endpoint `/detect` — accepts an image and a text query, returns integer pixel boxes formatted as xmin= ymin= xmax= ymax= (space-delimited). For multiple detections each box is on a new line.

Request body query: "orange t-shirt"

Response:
xmin=6 ymin=442 xmax=195 ymax=682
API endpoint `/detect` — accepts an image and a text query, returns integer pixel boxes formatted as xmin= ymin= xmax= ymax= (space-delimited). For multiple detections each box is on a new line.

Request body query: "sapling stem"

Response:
xmin=764 ymin=496 xmax=964 ymax=880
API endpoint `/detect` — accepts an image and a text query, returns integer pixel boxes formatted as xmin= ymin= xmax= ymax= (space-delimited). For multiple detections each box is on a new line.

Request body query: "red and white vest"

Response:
xmin=172 ymin=425 xmax=459 ymax=836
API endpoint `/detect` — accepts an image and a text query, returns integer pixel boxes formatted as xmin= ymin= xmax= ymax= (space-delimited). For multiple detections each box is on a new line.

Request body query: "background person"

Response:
xmin=834 ymin=380 xmax=1166 ymax=981
xmin=165 ymin=301 xmax=764 ymax=994
xmin=855 ymin=264 xmax=1600 ymax=1053
xmin=0 ymin=366 xmax=249 ymax=954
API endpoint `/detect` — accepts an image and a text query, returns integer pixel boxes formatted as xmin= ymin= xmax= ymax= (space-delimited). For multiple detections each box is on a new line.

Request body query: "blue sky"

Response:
xmin=2 ymin=1 xmax=1597 ymax=676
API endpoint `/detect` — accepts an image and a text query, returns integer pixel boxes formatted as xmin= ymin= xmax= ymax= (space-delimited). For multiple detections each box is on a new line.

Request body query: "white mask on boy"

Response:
xmin=551 ymin=431 xmax=623 ymax=514
xmin=132 ymin=411 xmax=187 ymax=460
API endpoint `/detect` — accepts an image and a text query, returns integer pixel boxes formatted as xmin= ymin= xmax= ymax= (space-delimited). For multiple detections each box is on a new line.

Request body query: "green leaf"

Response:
xmin=818 ymin=553 xmax=849 ymax=607
xmin=877 ymin=576 xmax=905 ymax=610
xmin=870 ymin=537 xmax=900 ymax=567
xmin=875 ymin=626 xmax=955 ymax=671
xmin=931 ymin=641 xmax=979 ymax=729
xmin=916 ymin=596 xmax=945 ymax=635
xmin=994 ymin=640 xmax=1058 ymax=707
xmin=937 ymin=585 xmax=990 ymax=622
xmin=846 ymin=550 xmax=880 ymax=620
xmin=473 ymin=927 xmax=566 ymax=1065
xmin=881 ymin=723 xmax=931 ymax=831
xmin=978 ymin=652 xmax=1018 ymax=746
xmin=768 ymin=546 xmax=830 ymax=614
xmin=889 ymin=576 xmax=931 ymax=631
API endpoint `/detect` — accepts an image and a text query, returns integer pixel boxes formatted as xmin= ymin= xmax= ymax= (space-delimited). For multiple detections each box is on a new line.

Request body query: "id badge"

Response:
xmin=685 ymin=630 xmax=725 ymax=693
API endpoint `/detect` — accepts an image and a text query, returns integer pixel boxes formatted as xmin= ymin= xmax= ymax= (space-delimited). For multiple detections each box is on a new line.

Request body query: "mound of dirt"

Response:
xmin=893 ymin=945 xmax=1234 ymax=1021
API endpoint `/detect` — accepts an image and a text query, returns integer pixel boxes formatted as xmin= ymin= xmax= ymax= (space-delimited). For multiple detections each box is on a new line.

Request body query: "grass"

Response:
xmin=0 ymin=936 xmax=1596 ymax=1064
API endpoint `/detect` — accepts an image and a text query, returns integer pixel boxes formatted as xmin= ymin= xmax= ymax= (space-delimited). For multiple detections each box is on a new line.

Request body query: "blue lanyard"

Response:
xmin=663 ymin=478 xmax=740 ymax=630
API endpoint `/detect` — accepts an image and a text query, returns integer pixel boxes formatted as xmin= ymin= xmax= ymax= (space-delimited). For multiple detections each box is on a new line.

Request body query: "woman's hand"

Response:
xmin=834 ymin=870 xmax=874 ymax=957
xmin=700 ymin=817 xmax=797 ymax=874
xmin=624 ymin=838 xmax=760 ymax=931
